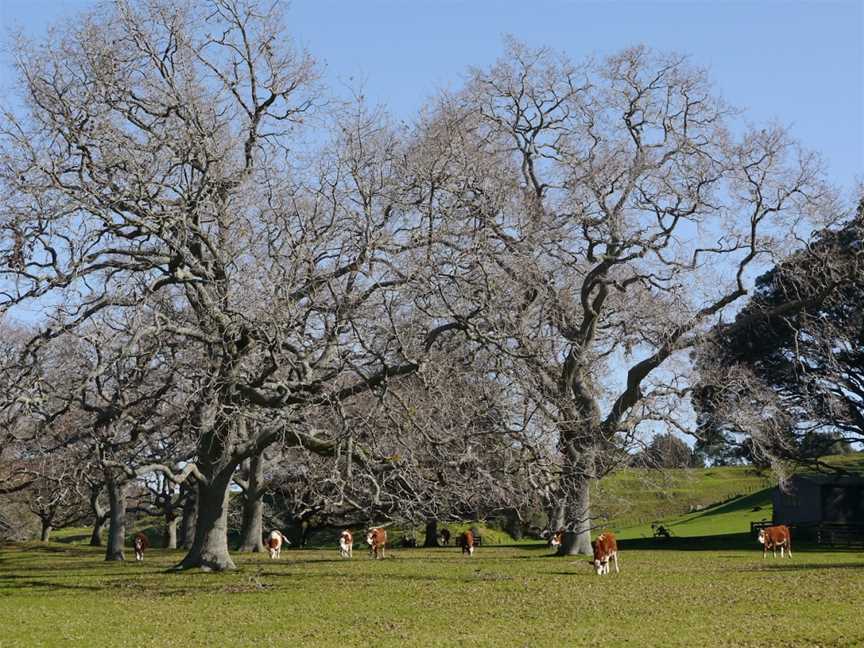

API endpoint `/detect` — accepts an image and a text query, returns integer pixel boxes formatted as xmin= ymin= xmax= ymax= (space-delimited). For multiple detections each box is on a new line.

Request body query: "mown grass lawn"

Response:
xmin=1 ymin=541 xmax=863 ymax=647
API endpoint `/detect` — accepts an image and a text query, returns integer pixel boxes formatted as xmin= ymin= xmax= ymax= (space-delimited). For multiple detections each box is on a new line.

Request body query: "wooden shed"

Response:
xmin=772 ymin=474 xmax=864 ymax=525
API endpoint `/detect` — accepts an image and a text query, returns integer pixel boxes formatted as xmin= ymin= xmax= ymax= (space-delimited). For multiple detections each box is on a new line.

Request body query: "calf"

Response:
xmin=590 ymin=531 xmax=619 ymax=575
xmin=133 ymin=532 xmax=149 ymax=562
xmin=265 ymin=530 xmax=290 ymax=559
xmin=339 ymin=530 xmax=353 ymax=559
xmin=459 ymin=530 xmax=475 ymax=556
xmin=549 ymin=529 xmax=565 ymax=549
xmin=366 ymin=527 xmax=387 ymax=560
xmin=439 ymin=529 xmax=451 ymax=546
xmin=758 ymin=525 xmax=792 ymax=558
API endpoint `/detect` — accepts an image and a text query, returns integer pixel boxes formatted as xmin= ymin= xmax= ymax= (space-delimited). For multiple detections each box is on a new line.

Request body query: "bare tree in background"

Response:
xmin=0 ymin=0 xmax=456 ymax=570
xmin=19 ymin=451 xmax=87 ymax=542
xmin=407 ymin=40 xmax=836 ymax=553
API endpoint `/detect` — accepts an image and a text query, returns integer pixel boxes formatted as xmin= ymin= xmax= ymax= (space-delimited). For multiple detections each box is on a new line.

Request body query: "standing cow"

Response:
xmin=590 ymin=531 xmax=619 ymax=575
xmin=439 ymin=529 xmax=451 ymax=546
xmin=366 ymin=528 xmax=387 ymax=559
xmin=133 ymin=532 xmax=149 ymax=561
xmin=339 ymin=530 xmax=353 ymax=559
xmin=758 ymin=525 xmax=792 ymax=558
xmin=459 ymin=530 xmax=475 ymax=556
xmin=265 ymin=530 xmax=290 ymax=559
xmin=549 ymin=529 xmax=565 ymax=549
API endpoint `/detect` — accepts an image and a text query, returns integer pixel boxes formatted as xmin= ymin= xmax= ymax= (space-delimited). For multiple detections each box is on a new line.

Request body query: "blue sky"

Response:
xmin=1 ymin=0 xmax=862 ymax=193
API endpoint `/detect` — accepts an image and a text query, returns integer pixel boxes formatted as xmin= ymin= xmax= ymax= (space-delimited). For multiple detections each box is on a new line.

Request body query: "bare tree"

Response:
xmin=20 ymin=452 xmax=87 ymax=541
xmin=0 ymin=0 xmax=454 ymax=570
xmin=407 ymin=40 xmax=836 ymax=553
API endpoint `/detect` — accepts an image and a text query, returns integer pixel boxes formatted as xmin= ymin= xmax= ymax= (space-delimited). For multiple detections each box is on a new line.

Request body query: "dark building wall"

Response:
xmin=773 ymin=476 xmax=864 ymax=525
xmin=772 ymin=479 xmax=822 ymax=524
xmin=821 ymin=485 xmax=864 ymax=523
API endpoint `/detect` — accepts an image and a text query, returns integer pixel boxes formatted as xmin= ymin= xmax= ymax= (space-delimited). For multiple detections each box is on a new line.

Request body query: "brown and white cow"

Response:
xmin=549 ymin=529 xmax=565 ymax=549
xmin=366 ymin=527 xmax=387 ymax=560
xmin=439 ymin=529 xmax=451 ymax=546
xmin=758 ymin=525 xmax=792 ymax=558
xmin=339 ymin=530 xmax=353 ymax=559
xmin=265 ymin=530 xmax=290 ymax=559
xmin=133 ymin=532 xmax=149 ymax=562
xmin=590 ymin=531 xmax=619 ymax=575
xmin=459 ymin=530 xmax=475 ymax=556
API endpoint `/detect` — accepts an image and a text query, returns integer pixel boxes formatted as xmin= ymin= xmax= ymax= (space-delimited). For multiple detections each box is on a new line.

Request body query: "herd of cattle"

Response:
xmin=129 ymin=523 xmax=794 ymax=573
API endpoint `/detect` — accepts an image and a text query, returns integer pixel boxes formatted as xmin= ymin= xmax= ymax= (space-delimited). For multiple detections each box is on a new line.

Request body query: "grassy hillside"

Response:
xmin=594 ymin=464 xmax=774 ymax=529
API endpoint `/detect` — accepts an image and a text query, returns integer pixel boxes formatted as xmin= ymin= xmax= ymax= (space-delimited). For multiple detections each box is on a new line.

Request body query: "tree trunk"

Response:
xmin=105 ymin=478 xmax=127 ymax=561
xmin=423 ymin=519 xmax=439 ymax=547
xmin=89 ymin=515 xmax=107 ymax=546
xmin=558 ymin=478 xmax=592 ymax=556
xmin=163 ymin=514 xmax=179 ymax=549
xmin=237 ymin=453 xmax=265 ymax=553
xmin=549 ymin=501 xmax=566 ymax=532
xmin=175 ymin=470 xmax=236 ymax=571
xmin=40 ymin=519 xmax=52 ymax=542
xmin=88 ymin=484 xmax=107 ymax=546
xmin=178 ymin=484 xmax=197 ymax=549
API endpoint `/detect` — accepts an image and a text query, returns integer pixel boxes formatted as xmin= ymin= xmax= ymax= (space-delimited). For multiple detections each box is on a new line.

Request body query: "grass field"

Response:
xmin=2 ymin=540 xmax=863 ymax=647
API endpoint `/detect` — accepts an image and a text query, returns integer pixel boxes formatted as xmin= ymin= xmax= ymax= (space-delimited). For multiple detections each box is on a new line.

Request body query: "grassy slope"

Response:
xmin=596 ymin=454 xmax=864 ymax=540
xmin=1 ymin=543 xmax=863 ymax=647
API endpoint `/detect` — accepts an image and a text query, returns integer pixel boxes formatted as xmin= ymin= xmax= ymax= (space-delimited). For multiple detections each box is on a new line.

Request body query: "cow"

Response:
xmin=549 ymin=529 xmax=565 ymax=549
xmin=265 ymin=530 xmax=290 ymax=559
xmin=459 ymin=530 xmax=475 ymax=556
xmin=339 ymin=530 xmax=353 ymax=559
xmin=590 ymin=531 xmax=619 ymax=575
xmin=439 ymin=528 xmax=451 ymax=546
xmin=133 ymin=532 xmax=149 ymax=562
xmin=758 ymin=525 xmax=792 ymax=558
xmin=366 ymin=527 xmax=387 ymax=559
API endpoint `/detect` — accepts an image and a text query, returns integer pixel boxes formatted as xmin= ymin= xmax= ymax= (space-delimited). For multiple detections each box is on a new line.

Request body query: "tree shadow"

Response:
xmin=755 ymin=562 xmax=864 ymax=572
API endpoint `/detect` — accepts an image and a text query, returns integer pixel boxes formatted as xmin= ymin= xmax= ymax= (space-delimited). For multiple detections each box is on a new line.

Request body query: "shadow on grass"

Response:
xmin=0 ymin=578 xmax=105 ymax=593
xmin=619 ymin=533 xmax=756 ymax=551
xmin=670 ymin=487 xmax=773 ymax=524
xmin=757 ymin=562 xmax=864 ymax=572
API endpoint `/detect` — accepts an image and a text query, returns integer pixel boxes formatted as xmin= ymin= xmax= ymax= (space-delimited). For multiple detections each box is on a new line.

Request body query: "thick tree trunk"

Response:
xmin=237 ymin=453 xmax=265 ymax=553
xmin=423 ymin=519 xmax=439 ymax=547
xmin=178 ymin=484 xmax=197 ymax=549
xmin=89 ymin=515 xmax=107 ymax=546
xmin=88 ymin=485 xmax=107 ymax=546
xmin=40 ymin=519 xmax=52 ymax=542
xmin=549 ymin=501 xmax=566 ymax=532
xmin=558 ymin=478 xmax=592 ymax=556
xmin=105 ymin=478 xmax=127 ymax=561
xmin=163 ymin=514 xmax=179 ymax=549
xmin=175 ymin=470 xmax=236 ymax=571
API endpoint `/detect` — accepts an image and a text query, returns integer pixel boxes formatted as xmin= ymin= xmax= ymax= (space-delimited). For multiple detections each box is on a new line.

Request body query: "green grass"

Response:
xmin=594 ymin=465 xmax=775 ymax=529
xmin=1 ymin=541 xmax=863 ymax=647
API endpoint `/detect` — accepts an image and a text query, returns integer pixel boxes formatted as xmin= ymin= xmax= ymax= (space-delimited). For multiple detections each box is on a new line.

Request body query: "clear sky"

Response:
xmin=6 ymin=0 xmax=859 ymax=193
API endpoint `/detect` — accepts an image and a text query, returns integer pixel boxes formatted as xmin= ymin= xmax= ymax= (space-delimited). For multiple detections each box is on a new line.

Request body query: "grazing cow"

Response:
xmin=366 ymin=528 xmax=387 ymax=559
xmin=758 ymin=525 xmax=792 ymax=558
xmin=339 ymin=530 xmax=353 ymax=559
xmin=265 ymin=530 xmax=290 ymax=559
xmin=590 ymin=532 xmax=619 ymax=575
xmin=133 ymin=532 xmax=149 ymax=561
xmin=439 ymin=529 xmax=451 ymax=546
xmin=459 ymin=530 xmax=475 ymax=556
xmin=549 ymin=529 xmax=565 ymax=549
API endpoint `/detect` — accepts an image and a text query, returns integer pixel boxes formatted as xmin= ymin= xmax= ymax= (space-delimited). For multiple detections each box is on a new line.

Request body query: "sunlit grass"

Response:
xmin=1 ymin=541 xmax=862 ymax=647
